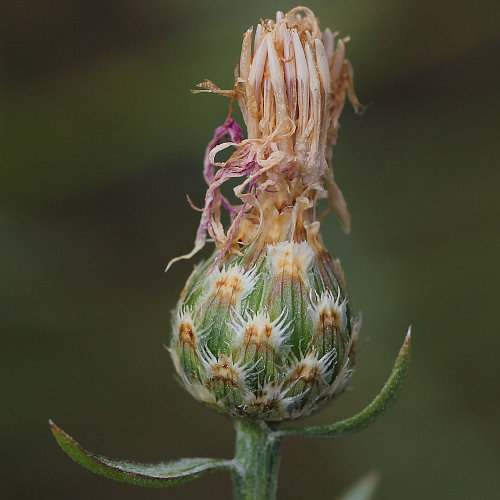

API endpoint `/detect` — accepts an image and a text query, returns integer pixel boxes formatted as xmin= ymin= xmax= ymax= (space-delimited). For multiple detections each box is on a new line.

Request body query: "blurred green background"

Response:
xmin=2 ymin=1 xmax=499 ymax=498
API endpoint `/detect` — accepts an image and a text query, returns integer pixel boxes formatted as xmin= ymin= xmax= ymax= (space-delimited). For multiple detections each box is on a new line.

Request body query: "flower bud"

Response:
xmin=168 ymin=7 xmax=361 ymax=421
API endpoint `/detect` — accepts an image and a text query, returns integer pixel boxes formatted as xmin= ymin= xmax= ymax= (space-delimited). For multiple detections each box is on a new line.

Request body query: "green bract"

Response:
xmin=169 ymin=240 xmax=359 ymax=421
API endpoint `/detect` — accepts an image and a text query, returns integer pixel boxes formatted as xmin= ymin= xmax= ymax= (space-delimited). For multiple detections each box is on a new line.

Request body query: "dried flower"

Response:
xmin=169 ymin=7 xmax=361 ymax=421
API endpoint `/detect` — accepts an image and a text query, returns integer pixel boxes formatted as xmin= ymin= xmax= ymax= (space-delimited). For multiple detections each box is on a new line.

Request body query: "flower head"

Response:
xmin=168 ymin=7 xmax=360 ymax=421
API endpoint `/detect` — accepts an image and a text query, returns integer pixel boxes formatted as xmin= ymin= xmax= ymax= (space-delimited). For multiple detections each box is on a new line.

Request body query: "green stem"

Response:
xmin=231 ymin=420 xmax=282 ymax=500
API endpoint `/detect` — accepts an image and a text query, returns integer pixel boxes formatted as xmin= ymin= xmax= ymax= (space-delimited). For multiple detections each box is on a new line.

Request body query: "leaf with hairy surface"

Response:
xmin=49 ymin=420 xmax=234 ymax=487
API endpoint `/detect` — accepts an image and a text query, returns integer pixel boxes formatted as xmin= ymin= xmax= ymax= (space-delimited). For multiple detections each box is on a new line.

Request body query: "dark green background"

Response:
xmin=2 ymin=1 xmax=499 ymax=498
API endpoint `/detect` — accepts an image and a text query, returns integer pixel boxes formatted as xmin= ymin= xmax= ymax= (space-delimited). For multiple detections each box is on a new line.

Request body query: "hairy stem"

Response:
xmin=231 ymin=420 xmax=282 ymax=500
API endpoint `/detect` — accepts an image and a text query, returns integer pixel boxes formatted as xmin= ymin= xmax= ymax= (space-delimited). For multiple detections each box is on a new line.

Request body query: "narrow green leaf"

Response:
xmin=336 ymin=470 xmax=380 ymax=500
xmin=277 ymin=328 xmax=411 ymax=439
xmin=49 ymin=420 xmax=234 ymax=487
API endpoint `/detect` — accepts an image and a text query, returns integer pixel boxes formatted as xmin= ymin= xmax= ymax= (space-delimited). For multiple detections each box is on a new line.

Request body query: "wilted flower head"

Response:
xmin=169 ymin=7 xmax=361 ymax=421
xmin=168 ymin=6 xmax=360 ymax=270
